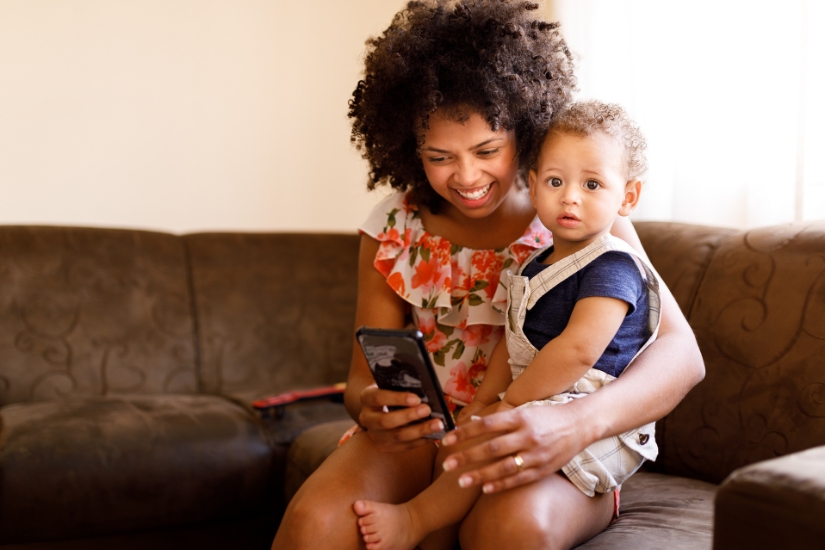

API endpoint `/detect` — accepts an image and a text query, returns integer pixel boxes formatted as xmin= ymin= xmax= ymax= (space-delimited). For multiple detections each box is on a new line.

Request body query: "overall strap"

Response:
xmin=524 ymin=234 xmax=662 ymax=341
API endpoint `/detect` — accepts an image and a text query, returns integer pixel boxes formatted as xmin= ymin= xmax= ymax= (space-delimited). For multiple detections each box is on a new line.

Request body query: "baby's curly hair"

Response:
xmin=547 ymin=100 xmax=648 ymax=180
xmin=349 ymin=0 xmax=576 ymax=211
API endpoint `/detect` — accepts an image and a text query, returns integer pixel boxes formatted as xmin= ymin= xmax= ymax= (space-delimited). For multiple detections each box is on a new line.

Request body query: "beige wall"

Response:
xmin=0 ymin=1 xmax=557 ymax=234
xmin=0 ymin=0 xmax=408 ymax=233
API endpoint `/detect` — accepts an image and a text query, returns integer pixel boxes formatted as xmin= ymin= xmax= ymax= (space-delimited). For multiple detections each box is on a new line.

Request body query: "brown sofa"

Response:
xmin=1 ymin=220 xmax=824 ymax=549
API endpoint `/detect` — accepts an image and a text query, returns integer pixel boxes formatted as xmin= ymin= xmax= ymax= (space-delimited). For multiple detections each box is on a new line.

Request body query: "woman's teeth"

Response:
xmin=456 ymin=184 xmax=492 ymax=201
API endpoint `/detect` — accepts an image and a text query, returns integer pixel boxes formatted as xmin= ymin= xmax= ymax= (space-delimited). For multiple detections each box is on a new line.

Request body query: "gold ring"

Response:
xmin=513 ymin=453 xmax=525 ymax=472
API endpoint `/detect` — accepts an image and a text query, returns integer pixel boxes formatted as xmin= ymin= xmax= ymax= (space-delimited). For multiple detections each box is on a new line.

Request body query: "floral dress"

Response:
xmin=360 ymin=191 xmax=553 ymax=411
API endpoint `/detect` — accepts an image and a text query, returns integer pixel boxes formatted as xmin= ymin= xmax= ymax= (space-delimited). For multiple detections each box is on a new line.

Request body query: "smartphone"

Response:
xmin=355 ymin=326 xmax=455 ymax=439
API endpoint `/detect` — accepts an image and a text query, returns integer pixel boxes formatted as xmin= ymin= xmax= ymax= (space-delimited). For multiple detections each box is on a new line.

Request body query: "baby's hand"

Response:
xmin=457 ymin=400 xmax=487 ymax=425
xmin=495 ymin=400 xmax=516 ymax=413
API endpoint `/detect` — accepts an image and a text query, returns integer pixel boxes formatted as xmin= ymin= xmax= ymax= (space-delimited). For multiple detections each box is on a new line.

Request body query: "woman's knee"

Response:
xmin=274 ymin=485 xmax=360 ymax=549
xmin=460 ymin=501 xmax=559 ymax=550
xmin=459 ymin=474 xmax=611 ymax=550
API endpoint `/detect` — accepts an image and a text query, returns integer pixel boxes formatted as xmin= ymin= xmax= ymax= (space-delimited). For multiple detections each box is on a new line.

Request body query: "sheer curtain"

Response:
xmin=548 ymin=0 xmax=825 ymax=229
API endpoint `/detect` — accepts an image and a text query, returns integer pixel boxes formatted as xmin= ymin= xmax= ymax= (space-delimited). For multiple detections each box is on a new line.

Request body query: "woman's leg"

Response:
xmin=353 ymin=439 xmax=477 ymax=550
xmin=272 ymin=430 xmax=438 ymax=550
xmin=459 ymin=472 xmax=614 ymax=550
xmin=354 ymin=404 xmax=502 ymax=550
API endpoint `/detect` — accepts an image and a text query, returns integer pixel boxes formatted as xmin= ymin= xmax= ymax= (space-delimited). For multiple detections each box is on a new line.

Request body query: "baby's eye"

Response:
xmin=548 ymin=177 xmax=562 ymax=187
xmin=585 ymin=179 xmax=600 ymax=190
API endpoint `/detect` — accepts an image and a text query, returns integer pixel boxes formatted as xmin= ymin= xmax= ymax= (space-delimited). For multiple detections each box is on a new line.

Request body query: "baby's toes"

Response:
xmin=363 ymin=531 xmax=382 ymax=545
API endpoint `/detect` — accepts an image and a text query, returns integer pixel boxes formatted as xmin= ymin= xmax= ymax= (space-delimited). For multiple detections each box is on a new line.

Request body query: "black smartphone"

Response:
xmin=355 ymin=326 xmax=455 ymax=439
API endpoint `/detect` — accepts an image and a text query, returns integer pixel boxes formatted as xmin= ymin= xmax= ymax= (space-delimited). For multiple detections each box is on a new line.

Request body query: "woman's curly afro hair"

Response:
xmin=349 ymin=0 xmax=576 ymax=211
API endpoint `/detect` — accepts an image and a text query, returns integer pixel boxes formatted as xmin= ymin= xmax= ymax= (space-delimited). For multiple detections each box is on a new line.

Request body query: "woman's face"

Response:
xmin=418 ymin=110 xmax=519 ymax=220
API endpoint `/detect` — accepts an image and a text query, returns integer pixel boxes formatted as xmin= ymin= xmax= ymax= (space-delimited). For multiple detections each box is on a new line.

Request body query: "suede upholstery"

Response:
xmin=1 ymin=220 xmax=824 ymax=548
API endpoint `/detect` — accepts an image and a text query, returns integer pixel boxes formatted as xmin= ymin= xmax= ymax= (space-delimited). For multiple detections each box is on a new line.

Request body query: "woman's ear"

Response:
xmin=528 ymin=170 xmax=538 ymax=207
xmin=618 ymin=179 xmax=642 ymax=216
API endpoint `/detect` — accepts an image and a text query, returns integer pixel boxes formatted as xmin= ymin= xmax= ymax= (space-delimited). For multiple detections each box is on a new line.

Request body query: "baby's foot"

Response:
xmin=353 ymin=500 xmax=424 ymax=550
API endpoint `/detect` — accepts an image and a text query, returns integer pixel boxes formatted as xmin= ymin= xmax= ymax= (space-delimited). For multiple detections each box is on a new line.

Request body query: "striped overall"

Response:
xmin=504 ymin=234 xmax=662 ymax=497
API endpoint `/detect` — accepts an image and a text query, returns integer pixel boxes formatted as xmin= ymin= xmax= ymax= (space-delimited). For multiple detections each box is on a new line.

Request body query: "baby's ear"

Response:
xmin=528 ymin=170 xmax=538 ymax=207
xmin=618 ymin=179 xmax=642 ymax=216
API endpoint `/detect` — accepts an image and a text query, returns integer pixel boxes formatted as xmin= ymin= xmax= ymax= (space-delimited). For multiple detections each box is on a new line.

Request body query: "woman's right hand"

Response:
xmin=357 ymin=384 xmax=445 ymax=452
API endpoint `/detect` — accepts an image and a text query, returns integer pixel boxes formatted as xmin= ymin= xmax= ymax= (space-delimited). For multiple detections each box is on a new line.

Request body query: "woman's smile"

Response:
xmin=453 ymin=183 xmax=493 ymax=203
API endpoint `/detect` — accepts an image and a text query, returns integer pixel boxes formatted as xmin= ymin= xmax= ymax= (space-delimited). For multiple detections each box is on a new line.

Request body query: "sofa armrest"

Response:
xmin=713 ymin=445 xmax=825 ymax=549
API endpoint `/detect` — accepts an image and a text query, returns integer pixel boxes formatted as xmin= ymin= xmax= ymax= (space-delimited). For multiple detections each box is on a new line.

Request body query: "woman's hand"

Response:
xmin=357 ymin=384 xmax=445 ymax=452
xmin=441 ymin=403 xmax=594 ymax=494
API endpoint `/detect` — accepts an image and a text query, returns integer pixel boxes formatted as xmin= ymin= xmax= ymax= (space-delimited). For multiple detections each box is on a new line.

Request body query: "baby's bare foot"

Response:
xmin=353 ymin=500 xmax=424 ymax=550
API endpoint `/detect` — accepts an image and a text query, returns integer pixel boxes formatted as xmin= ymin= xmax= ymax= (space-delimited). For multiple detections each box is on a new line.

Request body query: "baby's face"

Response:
xmin=529 ymin=130 xmax=638 ymax=249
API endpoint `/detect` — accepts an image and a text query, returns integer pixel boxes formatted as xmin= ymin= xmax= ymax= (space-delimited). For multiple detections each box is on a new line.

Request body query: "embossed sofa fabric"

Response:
xmin=0 ymin=226 xmax=198 ymax=404
xmin=651 ymin=222 xmax=825 ymax=483
xmin=182 ymin=232 xmax=359 ymax=403
xmin=1 ymin=221 xmax=824 ymax=548
xmin=713 ymin=444 xmax=825 ymax=550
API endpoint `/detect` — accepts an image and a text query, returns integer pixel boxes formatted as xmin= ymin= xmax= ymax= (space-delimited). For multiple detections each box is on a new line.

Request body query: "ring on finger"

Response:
xmin=513 ymin=453 xmax=525 ymax=472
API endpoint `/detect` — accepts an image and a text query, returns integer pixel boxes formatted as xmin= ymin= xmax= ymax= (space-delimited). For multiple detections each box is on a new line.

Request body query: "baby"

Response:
xmin=354 ymin=100 xmax=662 ymax=550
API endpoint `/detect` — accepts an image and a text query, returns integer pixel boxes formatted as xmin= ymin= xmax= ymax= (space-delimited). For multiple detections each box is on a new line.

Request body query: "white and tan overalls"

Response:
xmin=504 ymin=234 xmax=662 ymax=496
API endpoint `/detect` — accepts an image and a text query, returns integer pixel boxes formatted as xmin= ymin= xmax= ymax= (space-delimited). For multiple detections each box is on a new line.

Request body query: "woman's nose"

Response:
xmin=454 ymin=158 xmax=481 ymax=186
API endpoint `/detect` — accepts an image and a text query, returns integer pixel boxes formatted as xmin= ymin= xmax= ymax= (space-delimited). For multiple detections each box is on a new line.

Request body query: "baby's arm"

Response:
xmin=501 ymin=296 xmax=629 ymax=408
xmin=457 ymin=336 xmax=512 ymax=423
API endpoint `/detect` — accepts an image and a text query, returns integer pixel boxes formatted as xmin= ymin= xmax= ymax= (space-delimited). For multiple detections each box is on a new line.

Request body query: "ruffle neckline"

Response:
xmin=360 ymin=192 xmax=552 ymax=328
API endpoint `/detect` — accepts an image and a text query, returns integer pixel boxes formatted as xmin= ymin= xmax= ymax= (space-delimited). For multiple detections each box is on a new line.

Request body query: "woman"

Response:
xmin=272 ymin=2 xmax=703 ymax=548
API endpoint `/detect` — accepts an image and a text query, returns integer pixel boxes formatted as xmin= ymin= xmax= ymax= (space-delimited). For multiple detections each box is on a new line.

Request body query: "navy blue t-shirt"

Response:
xmin=521 ymin=248 xmax=651 ymax=378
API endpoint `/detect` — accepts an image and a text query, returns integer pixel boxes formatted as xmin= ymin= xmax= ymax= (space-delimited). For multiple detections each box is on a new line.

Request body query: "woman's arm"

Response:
xmin=440 ymin=218 xmax=705 ymax=492
xmin=345 ymin=234 xmax=446 ymax=452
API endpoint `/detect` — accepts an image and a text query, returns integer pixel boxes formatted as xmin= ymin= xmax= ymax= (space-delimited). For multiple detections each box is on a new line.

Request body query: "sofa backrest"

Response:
xmin=182 ymin=232 xmax=359 ymax=403
xmin=4 ymin=220 xmax=824 ymax=486
xmin=637 ymin=220 xmax=825 ymax=484
xmin=0 ymin=227 xmax=198 ymax=405
xmin=0 ymin=227 xmax=361 ymax=407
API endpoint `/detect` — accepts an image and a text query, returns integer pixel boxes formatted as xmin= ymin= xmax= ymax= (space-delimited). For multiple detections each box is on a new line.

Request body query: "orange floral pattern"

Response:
xmin=360 ymin=192 xmax=552 ymax=405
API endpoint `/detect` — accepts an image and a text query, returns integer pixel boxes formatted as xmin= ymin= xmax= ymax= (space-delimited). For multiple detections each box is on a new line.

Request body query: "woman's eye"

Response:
xmin=478 ymin=148 xmax=499 ymax=157
xmin=585 ymin=180 xmax=600 ymax=190
xmin=428 ymin=156 xmax=447 ymax=163
xmin=548 ymin=178 xmax=562 ymax=187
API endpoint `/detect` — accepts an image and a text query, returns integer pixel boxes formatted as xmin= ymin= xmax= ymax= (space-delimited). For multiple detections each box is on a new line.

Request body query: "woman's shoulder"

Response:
xmin=359 ymin=191 xmax=420 ymax=240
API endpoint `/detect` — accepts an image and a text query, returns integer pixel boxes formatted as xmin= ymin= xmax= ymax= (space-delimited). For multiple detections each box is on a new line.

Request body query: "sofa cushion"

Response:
xmin=0 ymin=395 xmax=274 ymax=544
xmin=579 ymin=471 xmax=715 ymax=549
xmin=713 ymin=445 xmax=825 ymax=550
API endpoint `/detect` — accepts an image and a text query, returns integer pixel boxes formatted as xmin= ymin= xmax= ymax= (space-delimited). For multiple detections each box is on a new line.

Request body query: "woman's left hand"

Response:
xmin=441 ymin=402 xmax=595 ymax=493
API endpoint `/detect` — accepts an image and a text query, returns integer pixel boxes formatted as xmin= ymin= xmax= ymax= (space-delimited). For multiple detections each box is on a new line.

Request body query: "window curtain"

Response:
xmin=547 ymin=0 xmax=825 ymax=229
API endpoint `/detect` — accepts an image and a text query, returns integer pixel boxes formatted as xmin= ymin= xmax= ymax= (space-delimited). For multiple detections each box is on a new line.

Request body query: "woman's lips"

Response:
xmin=453 ymin=183 xmax=493 ymax=205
